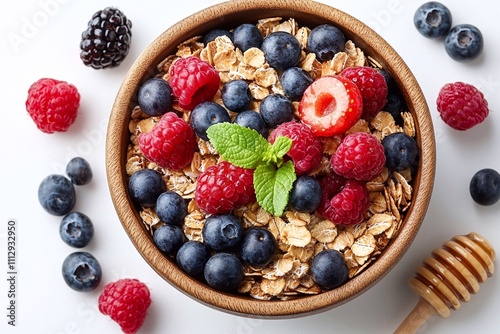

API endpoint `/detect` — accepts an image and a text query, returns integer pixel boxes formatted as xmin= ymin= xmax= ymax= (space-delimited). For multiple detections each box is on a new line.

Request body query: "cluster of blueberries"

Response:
xmin=414 ymin=1 xmax=483 ymax=62
xmin=38 ymin=157 xmax=102 ymax=292
xmin=128 ymin=168 xmax=351 ymax=291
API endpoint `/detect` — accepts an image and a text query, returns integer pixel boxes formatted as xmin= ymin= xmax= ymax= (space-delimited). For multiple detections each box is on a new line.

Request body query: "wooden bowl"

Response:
xmin=106 ymin=0 xmax=436 ymax=318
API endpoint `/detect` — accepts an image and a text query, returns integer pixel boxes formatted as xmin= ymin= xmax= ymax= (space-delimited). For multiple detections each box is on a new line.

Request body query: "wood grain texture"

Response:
xmin=105 ymin=0 xmax=436 ymax=318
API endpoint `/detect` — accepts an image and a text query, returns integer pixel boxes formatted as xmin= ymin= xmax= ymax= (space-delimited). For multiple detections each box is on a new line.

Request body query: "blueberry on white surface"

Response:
xmin=60 ymin=212 xmax=94 ymax=248
xmin=66 ymin=157 xmax=93 ymax=185
xmin=444 ymin=24 xmax=484 ymax=62
xmin=470 ymin=168 xmax=500 ymax=206
xmin=413 ymin=1 xmax=452 ymax=38
xmin=38 ymin=174 xmax=76 ymax=216
xmin=62 ymin=251 xmax=102 ymax=292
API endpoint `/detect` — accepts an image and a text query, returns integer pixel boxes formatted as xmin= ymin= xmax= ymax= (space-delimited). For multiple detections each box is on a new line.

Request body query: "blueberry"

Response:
xmin=221 ymin=80 xmax=252 ymax=112
xmin=383 ymin=93 xmax=406 ymax=126
xmin=261 ymin=31 xmax=301 ymax=70
xmin=281 ymin=67 xmax=313 ymax=101
xmin=307 ymin=24 xmax=345 ymax=61
xmin=137 ymin=78 xmax=173 ymax=116
xmin=202 ymin=214 xmax=243 ymax=252
xmin=62 ymin=251 xmax=102 ymax=292
xmin=382 ymin=132 xmax=419 ymax=172
xmin=203 ymin=28 xmax=233 ymax=45
xmin=444 ymin=24 xmax=484 ymax=62
xmin=176 ymin=241 xmax=211 ymax=277
xmin=469 ymin=168 xmax=500 ymax=206
xmin=240 ymin=227 xmax=277 ymax=267
xmin=379 ymin=69 xmax=402 ymax=96
xmin=204 ymin=253 xmax=244 ymax=292
xmin=38 ymin=174 xmax=76 ymax=216
xmin=128 ymin=169 xmax=166 ymax=208
xmin=413 ymin=2 xmax=452 ymax=38
xmin=155 ymin=191 xmax=187 ymax=226
xmin=288 ymin=176 xmax=322 ymax=213
xmin=233 ymin=110 xmax=268 ymax=138
xmin=66 ymin=157 xmax=93 ymax=185
xmin=59 ymin=212 xmax=94 ymax=248
xmin=311 ymin=249 xmax=348 ymax=289
xmin=232 ymin=23 xmax=263 ymax=52
xmin=259 ymin=94 xmax=295 ymax=128
xmin=153 ymin=224 xmax=186 ymax=255
xmin=191 ymin=101 xmax=230 ymax=140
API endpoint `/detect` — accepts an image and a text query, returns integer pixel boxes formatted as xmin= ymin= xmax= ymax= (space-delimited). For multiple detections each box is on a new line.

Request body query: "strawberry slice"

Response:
xmin=298 ymin=75 xmax=363 ymax=136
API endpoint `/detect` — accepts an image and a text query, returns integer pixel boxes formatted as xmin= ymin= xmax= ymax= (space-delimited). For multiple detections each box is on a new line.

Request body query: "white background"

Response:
xmin=1 ymin=0 xmax=499 ymax=333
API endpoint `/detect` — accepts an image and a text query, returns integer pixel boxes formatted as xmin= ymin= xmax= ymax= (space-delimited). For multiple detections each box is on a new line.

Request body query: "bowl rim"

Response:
xmin=106 ymin=0 xmax=436 ymax=318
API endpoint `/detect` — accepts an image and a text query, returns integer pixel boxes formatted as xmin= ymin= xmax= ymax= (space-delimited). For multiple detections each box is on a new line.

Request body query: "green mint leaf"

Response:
xmin=261 ymin=136 xmax=292 ymax=165
xmin=206 ymin=123 xmax=271 ymax=169
xmin=271 ymin=136 xmax=292 ymax=160
xmin=254 ymin=161 xmax=297 ymax=216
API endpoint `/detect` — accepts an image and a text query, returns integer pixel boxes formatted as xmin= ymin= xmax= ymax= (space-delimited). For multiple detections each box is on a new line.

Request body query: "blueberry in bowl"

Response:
xmin=106 ymin=0 xmax=435 ymax=318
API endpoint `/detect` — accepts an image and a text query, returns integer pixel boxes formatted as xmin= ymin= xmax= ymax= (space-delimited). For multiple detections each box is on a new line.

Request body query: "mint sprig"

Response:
xmin=254 ymin=161 xmax=296 ymax=216
xmin=206 ymin=123 xmax=296 ymax=216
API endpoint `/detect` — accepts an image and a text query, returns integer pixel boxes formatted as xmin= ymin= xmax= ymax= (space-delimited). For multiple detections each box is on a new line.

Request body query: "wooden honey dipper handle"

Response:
xmin=394 ymin=232 xmax=495 ymax=334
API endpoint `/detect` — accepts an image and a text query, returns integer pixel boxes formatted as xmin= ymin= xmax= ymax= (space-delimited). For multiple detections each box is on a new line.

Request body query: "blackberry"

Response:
xmin=80 ymin=7 xmax=132 ymax=69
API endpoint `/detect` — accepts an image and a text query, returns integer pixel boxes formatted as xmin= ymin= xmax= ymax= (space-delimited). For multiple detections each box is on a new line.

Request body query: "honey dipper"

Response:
xmin=394 ymin=232 xmax=495 ymax=334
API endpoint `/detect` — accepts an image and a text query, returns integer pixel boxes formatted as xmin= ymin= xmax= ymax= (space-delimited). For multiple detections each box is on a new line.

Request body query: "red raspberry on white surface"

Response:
xmin=98 ymin=278 xmax=151 ymax=334
xmin=25 ymin=78 xmax=80 ymax=133
xmin=436 ymin=81 xmax=489 ymax=130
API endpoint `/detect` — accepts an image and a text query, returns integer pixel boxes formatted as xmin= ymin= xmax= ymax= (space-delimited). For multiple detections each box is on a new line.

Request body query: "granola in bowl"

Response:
xmin=126 ymin=17 xmax=418 ymax=300
xmin=106 ymin=0 xmax=435 ymax=318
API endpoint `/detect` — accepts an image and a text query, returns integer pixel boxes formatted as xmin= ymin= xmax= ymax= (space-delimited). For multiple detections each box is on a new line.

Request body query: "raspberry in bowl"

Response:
xmin=106 ymin=0 xmax=436 ymax=318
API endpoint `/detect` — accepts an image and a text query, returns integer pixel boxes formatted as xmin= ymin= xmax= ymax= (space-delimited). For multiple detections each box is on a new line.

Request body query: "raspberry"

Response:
xmin=317 ymin=174 xmax=369 ymax=226
xmin=169 ymin=56 xmax=220 ymax=110
xmin=98 ymin=278 xmax=151 ymax=334
xmin=341 ymin=66 xmax=388 ymax=120
xmin=195 ymin=161 xmax=256 ymax=214
xmin=138 ymin=112 xmax=196 ymax=170
xmin=268 ymin=121 xmax=323 ymax=175
xmin=436 ymin=82 xmax=489 ymax=130
xmin=331 ymin=132 xmax=386 ymax=181
xmin=25 ymin=78 xmax=80 ymax=133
